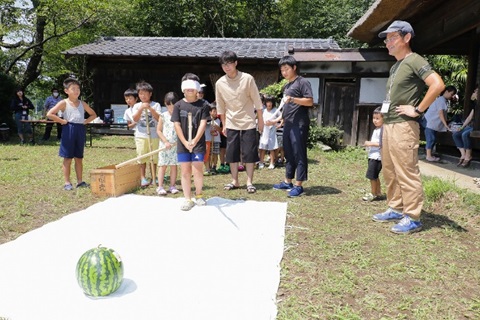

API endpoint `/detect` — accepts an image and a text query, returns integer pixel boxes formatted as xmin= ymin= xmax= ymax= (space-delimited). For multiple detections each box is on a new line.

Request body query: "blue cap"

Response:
xmin=378 ymin=20 xmax=415 ymax=38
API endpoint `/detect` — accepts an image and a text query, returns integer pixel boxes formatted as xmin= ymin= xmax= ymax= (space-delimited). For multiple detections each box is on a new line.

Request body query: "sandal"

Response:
xmin=461 ymin=159 xmax=472 ymax=167
xmin=180 ymin=200 xmax=195 ymax=211
xmin=224 ymin=183 xmax=239 ymax=190
xmin=457 ymin=158 xmax=464 ymax=166
xmin=426 ymin=156 xmax=440 ymax=162
xmin=246 ymin=184 xmax=256 ymax=193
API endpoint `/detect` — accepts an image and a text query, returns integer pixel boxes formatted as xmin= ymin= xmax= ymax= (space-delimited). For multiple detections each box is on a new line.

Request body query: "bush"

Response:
xmin=308 ymin=122 xmax=343 ymax=150
xmin=260 ymin=79 xmax=288 ymax=102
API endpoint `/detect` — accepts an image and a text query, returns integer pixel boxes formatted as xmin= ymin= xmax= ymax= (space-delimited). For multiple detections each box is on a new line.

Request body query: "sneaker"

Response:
xmin=372 ymin=208 xmax=404 ymax=223
xmin=273 ymin=181 xmax=294 ymax=190
xmin=258 ymin=163 xmax=265 ymax=169
xmin=195 ymin=195 xmax=207 ymax=206
xmin=268 ymin=163 xmax=275 ymax=170
xmin=64 ymin=183 xmax=73 ymax=191
xmin=169 ymin=186 xmax=179 ymax=194
xmin=141 ymin=178 xmax=150 ymax=187
xmin=362 ymin=193 xmax=375 ymax=201
xmin=156 ymin=186 xmax=167 ymax=195
xmin=288 ymin=185 xmax=304 ymax=197
xmin=76 ymin=181 xmax=89 ymax=188
xmin=203 ymin=170 xmax=211 ymax=176
xmin=391 ymin=216 xmax=423 ymax=234
xmin=180 ymin=199 xmax=195 ymax=211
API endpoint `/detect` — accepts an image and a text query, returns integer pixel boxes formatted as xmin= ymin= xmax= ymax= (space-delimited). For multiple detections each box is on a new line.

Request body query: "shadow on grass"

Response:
xmin=421 ymin=210 xmax=468 ymax=232
xmin=240 ymin=183 xmax=342 ymax=196
xmin=306 ymin=185 xmax=342 ymax=196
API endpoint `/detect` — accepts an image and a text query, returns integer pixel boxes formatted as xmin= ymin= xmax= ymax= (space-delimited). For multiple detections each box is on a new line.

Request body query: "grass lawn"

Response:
xmin=1 ymin=133 xmax=480 ymax=319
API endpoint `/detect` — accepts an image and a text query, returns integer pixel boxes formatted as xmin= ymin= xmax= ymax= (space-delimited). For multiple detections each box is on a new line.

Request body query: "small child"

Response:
xmin=258 ymin=95 xmax=279 ymax=169
xmin=123 ymin=88 xmax=138 ymax=130
xmin=275 ymin=119 xmax=285 ymax=166
xmin=171 ymin=73 xmax=210 ymax=211
xmin=46 ymin=78 xmax=97 ymax=190
xmin=210 ymin=104 xmax=221 ymax=173
xmin=216 ymin=115 xmax=230 ymax=174
xmin=131 ymin=81 xmax=161 ymax=187
xmin=203 ymin=103 xmax=221 ymax=175
xmin=156 ymin=92 xmax=180 ymax=195
xmin=362 ymin=107 xmax=384 ymax=202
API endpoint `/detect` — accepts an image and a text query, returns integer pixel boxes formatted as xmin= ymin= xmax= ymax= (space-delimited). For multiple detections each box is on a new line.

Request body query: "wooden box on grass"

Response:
xmin=90 ymin=164 xmax=141 ymax=197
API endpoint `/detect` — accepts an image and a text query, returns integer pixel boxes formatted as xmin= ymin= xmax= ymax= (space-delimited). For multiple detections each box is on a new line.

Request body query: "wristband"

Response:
xmin=414 ymin=106 xmax=423 ymax=116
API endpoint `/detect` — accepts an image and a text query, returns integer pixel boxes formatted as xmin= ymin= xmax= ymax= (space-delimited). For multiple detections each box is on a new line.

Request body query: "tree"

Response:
xmin=0 ymin=0 xmax=134 ymax=91
xmin=276 ymin=0 xmax=374 ymax=47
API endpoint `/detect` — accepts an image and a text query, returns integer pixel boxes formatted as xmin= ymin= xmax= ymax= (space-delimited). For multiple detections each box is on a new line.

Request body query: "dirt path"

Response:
xmin=419 ymin=158 xmax=480 ymax=194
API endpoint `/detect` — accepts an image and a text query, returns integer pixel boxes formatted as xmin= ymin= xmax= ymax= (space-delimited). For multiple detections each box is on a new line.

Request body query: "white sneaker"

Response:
xmin=156 ymin=186 xmax=167 ymax=195
xmin=258 ymin=163 xmax=265 ymax=169
xmin=268 ymin=163 xmax=275 ymax=169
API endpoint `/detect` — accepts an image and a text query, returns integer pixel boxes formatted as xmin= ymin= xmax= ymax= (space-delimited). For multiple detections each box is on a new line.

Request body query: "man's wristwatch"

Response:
xmin=414 ymin=106 xmax=423 ymax=116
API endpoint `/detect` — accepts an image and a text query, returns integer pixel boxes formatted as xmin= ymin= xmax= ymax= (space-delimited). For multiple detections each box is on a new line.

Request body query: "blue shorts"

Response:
xmin=177 ymin=152 xmax=205 ymax=163
xmin=59 ymin=123 xmax=86 ymax=158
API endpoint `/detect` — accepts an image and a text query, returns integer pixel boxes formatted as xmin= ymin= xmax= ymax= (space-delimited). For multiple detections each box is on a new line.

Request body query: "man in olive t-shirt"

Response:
xmin=372 ymin=20 xmax=445 ymax=234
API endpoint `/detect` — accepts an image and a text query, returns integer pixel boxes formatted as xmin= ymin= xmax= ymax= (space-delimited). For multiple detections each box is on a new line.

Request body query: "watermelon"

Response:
xmin=76 ymin=245 xmax=124 ymax=297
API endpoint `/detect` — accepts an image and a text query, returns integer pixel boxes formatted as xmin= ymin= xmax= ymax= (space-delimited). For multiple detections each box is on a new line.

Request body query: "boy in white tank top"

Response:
xmin=46 ymin=78 xmax=97 ymax=190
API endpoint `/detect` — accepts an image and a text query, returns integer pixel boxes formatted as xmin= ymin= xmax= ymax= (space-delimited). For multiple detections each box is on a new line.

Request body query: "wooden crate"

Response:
xmin=90 ymin=164 xmax=141 ymax=197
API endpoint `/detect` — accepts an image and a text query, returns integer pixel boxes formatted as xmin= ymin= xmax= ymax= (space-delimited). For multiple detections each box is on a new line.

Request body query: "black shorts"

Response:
xmin=220 ymin=133 xmax=227 ymax=148
xmin=366 ymin=158 xmax=382 ymax=180
xmin=225 ymin=128 xmax=259 ymax=163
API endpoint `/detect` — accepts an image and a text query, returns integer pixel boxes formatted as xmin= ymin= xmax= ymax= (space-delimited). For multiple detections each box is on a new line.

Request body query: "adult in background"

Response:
xmin=215 ymin=50 xmax=264 ymax=193
xmin=423 ymin=85 xmax=457 ymax=162
xmin=452 ymin=86 xmax=478 ymax=167
xmin=42 ymin=88 xmax=63 ymax=141
xmin=372 ymin=21 xmax=444 ymax=234
xmin=10 ymin=88 xmax=34 ymax=144
xmin=271 ymin=55 xmax=314 ymax=198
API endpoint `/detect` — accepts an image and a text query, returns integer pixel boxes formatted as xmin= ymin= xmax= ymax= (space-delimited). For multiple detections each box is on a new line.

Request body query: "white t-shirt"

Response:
xmin=123 ymin=107 xmax=136 ymax=131
xmin=368 ymin=127 xmax=382 ymax=160
xmin=131 ymin=101 xmax=161 ymax=138
xmin=204 ymin=118 xmax=221 ymax=143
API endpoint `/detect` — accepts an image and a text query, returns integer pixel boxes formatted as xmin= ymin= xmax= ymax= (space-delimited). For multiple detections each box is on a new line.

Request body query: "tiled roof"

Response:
xmin=64 ymin=37 xmax=340 ymax=59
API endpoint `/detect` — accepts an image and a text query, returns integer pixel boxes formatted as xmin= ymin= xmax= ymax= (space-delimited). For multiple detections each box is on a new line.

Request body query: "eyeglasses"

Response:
xmin=384 ymin=34 xmax=402 ymax=44
xmin=221 ymin=61 xmax=235 ymax=67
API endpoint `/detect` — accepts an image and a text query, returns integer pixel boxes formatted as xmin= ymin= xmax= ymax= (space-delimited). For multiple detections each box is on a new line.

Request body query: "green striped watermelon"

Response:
xmin=76 ymin=245 xmax=124 ymax=297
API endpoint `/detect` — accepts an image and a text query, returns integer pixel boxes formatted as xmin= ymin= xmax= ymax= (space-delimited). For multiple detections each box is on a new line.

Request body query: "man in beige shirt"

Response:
xmin=215 ymin=51 xmax=264 ymax=193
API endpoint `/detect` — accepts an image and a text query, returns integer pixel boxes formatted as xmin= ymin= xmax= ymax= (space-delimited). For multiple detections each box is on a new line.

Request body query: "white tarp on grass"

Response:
xmin=0 ymin=195 xmax=287 ymax=320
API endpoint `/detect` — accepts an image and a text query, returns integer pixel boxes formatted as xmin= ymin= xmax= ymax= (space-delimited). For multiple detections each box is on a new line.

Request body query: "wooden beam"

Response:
xmin=414 ymin=0 xmax=480 ymax=53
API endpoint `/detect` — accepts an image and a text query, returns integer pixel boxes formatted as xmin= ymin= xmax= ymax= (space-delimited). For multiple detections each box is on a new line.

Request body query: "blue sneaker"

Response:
xmin=273 ymin=181 xmax=294 ymax=190
xmin=288 ymin=186 xmax=304 ymax=197
xmin=372 ymin=208 xmax=404 ymax=223
xmin=64 ymin=183 xmax=73 ymax=191
xmin=391 ymin=216 xmax=423 ymax=234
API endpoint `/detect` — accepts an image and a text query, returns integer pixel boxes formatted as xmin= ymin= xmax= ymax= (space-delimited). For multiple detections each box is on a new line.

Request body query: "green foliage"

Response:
xmin=423 ymin=176 xmax=454 ymax=202
xmin=308 ymin=122 xmax=343 ymax=150
xmin=276 ymin=0 xmax=374 ymax=47
xmin=1 ymin=0 xmax=376 ymax=100
xmin=260 ymin=79 xmax=288 ymax=101
xmin=130 ymin=0 xmax=281 ymax=38
xmin=427 ymin=55 xmax=468 ymax=117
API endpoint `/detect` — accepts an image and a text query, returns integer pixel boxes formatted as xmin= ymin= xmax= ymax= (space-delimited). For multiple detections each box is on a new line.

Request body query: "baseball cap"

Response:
xmin=378 ymin=20 xmax=415 ymax=38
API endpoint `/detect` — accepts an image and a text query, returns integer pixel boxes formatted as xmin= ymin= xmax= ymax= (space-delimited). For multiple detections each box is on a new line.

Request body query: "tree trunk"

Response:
xmin=20 ymin=14 xmax=46 ymax=89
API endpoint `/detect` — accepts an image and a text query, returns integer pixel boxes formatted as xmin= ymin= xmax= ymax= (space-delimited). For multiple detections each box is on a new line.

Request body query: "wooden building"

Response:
xmin=64 ymin=37 xmax=394 ymax=146
xmin=348 ymin=0 xmax=480 ymax=150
